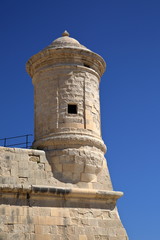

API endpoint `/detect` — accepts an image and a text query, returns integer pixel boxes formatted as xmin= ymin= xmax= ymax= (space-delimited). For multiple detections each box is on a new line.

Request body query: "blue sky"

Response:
xmin=0 ymin=1 xmax=160 ymax=239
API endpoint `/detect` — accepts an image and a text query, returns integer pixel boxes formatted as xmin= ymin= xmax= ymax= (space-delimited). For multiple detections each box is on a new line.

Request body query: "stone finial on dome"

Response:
xmin=62 ymin=30 xmax=70 ymax=37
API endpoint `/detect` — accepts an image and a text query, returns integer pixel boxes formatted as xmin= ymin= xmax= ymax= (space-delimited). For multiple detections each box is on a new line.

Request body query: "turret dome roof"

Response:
xmin=45 ymin=31 xmax=90 ymax=51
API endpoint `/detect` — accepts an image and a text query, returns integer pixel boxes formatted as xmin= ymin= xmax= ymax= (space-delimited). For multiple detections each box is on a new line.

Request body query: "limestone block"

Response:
xmin=79 ymin=236 xmax=88 ymax=240
xmin=81 ymin=173 xmax=96 ymax=182
xmin=18 ymin=169 xmax=28 ymax=178
xmin=29 ymin=155 xmax=40 ymax=163
xmin=18 ymin=160 xmax=28 ymax=170
xmin=34 ymin=234 xmax=52 ymax=240
xmin=84 ymin=164 xmax=97 ymax=174
xmin=59 ymin=123 xmax=84 ymax=128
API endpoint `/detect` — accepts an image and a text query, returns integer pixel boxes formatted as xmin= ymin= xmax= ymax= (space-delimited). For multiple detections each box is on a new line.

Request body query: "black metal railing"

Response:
xmin=0 ymin=134 xmax=33 ymax=149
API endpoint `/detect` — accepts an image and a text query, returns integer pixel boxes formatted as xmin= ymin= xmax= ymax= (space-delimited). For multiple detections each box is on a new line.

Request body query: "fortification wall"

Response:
xmin=0 ymin=204 xmax=126 ymax=240
xmin=0 ymin=147 xmax=128 ymax=240
xmin=0 ymin=147 xmax=111 ymax=190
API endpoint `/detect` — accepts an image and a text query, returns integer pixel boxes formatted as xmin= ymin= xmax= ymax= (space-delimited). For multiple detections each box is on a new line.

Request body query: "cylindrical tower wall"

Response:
xmin=33 ymin=66 xmax=101 ymax=141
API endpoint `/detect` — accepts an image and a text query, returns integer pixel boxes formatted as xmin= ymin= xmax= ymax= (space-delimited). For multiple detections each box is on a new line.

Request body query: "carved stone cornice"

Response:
xmin=0 ymin=184 xmax=123 ymax=204
xmin=33 ymin=134 xmax=107 ymax=153
xmin=26 ymin=48 xmax=106 ymax=78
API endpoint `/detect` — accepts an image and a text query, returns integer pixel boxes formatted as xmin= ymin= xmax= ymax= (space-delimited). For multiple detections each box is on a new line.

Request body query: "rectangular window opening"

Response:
xmin=68 ymin=104 xmax=77 ymax=114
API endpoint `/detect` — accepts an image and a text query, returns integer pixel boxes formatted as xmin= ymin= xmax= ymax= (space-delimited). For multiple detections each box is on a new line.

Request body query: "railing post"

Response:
xmin=4 ymin=138 xmax=6 ymax=147
xmin=26 ymin=135 xmax=28 ymax=148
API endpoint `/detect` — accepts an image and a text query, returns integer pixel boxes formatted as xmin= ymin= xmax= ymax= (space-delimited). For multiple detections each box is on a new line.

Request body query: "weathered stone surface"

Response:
xmin=0 ymin=203 xmax=128 ymax=240
xmin=0 ymin=146 xmax=112 ymax=189
xmin=0 ymin=32 xmax=128 ymax=239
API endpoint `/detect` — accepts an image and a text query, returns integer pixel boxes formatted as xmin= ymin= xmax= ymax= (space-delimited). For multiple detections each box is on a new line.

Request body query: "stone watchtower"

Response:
xmin=27 ymin=30 xmax=110 ymax=186
xmin=0 ymin=31 xmax=128 ymax=240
